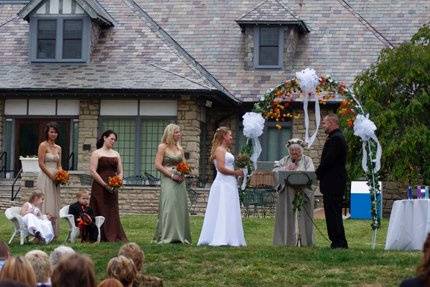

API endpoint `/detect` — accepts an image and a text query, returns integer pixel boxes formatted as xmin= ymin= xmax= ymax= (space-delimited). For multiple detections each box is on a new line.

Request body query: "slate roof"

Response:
xmin=0 ymin=0 xmax=428 ymax=102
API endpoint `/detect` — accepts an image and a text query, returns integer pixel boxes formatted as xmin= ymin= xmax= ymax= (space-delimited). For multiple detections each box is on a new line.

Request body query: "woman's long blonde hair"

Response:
xmin=210 ymin=127 xmax=231 ymax=161
xmin=161 ymin=123 xmax=181 ymax=148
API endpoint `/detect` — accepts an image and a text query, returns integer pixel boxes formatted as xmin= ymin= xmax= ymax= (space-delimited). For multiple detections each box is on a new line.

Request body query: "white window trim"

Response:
xmin=30 ymin=15 xmax=90 ymax=63
xmin=254 ymin=26 xmax=284 ymax=69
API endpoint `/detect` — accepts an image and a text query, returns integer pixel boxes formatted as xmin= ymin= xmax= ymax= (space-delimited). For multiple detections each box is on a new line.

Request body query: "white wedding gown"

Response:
xmin=198 ymin=152 xmax=246 ymax=246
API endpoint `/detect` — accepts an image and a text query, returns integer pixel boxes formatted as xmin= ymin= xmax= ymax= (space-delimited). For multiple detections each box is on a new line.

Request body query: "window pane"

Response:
xmin=63 ymin=20 xmax=82 ymax=59
xmin=260 ymin=28 xmax=279 ymax=46
xmin=259 ymin=125 xmax=291 ymax=161
xmin=64 ymin=20 xmax=83 ymax=39
xmin=259 ymin=46 xmax=279 ymax=66
xmin=63 ymin=39 xmax=82 ymax=59
xmin=37 ymin=20 xmax=56 ymax=59
xmin=140 ymin=119 xmax=173 ymax=177
xmin=38 ymin=20 xmax=56 ymax=39
xmin=101 ymin=119 xmax=136 ymax=177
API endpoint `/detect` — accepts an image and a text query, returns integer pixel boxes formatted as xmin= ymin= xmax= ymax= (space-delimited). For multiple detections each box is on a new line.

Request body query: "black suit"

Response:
xmin=69 ymin=202 xmax=98 ymax=242
xmin=316 ymin=128 xmax=348 ymax=248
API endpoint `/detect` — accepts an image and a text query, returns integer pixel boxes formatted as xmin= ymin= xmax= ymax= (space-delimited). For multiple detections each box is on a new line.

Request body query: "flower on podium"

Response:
xmin=55 ymin=169 xmax=70 ymax=185
xmin=108 ymin=175 xmax=123 ymax=191
xmin=176 ymin=161 xmax=191 ymax=175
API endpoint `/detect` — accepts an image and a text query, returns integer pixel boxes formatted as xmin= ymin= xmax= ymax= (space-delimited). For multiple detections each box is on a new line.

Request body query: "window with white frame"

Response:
xmin=254 ymin=27 xmax=283 ymax=69
xmin=30 ymin=16 xmax=90 ymax=62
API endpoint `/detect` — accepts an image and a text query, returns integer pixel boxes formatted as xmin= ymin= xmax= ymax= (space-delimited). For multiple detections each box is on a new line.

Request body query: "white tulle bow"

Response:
xmin=242 ymin=112 xmax=265 ymax=170
xmin=353 ymin=114 xmax=382 ymax=172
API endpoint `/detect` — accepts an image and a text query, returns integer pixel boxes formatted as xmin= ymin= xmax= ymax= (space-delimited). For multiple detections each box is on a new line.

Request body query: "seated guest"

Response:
xmin=69 ymin=190 xmax=98 ymax=242
xmin=20 ymin=191 xmax=54 ymax=244
xmin=51 ymin=253 xmax=96 ymax=287
xmin=118 ymin=243 xmax=163 ymax=287
xmin=273 ymin=138 xmax=315 ymax=247
xmin=25 ymin=250 xmax=52 ymax=287
xmin=98 ymin=278 xmax=124 ymax=287
xmin=0 ymin=240 xmax=11 ymax=270
xmin=49 ymin=245 xmax=75 ymax=268
xmin=107 ymin=256 xmax=137 ymax=287
xmin=0 ymin=256 xmax=37 ymax=287
xmin=400 ymin=233 xmax=430 ymax=287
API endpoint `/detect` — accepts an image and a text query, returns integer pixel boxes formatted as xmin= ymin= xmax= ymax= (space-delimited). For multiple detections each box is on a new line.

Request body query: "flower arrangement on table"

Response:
xmin=107 ymin=175 xmax=123 ymax=192
xmin=55 ymin=169 xmax=70 ymax=185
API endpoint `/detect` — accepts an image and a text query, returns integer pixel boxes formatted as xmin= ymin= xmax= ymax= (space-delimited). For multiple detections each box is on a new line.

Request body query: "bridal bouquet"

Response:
xmin=55 ymin=169 xmax=70 ymax=185
xmin=108 ymin=175 xmax=123 ymax=192
xmin=176 ymin=161 xmax=191 ymax=175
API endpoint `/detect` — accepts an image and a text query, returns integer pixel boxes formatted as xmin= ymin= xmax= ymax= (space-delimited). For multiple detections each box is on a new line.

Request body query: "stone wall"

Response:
xmin=0 ymin=99 xmax=4 ymax=155
xmin=77 ymin=100 xmax=100 ymax=171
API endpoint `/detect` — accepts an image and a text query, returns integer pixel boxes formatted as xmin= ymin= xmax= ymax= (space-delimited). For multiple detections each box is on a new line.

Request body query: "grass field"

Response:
xmin=0 ymin=215 xmax=421 ymax=286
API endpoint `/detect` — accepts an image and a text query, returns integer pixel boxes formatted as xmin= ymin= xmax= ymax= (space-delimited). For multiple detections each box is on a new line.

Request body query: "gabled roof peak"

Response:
xmin=236 ymin=0 xmax=309 ymax=33
xmin=18 ymin=0 xmax=115 ymax=26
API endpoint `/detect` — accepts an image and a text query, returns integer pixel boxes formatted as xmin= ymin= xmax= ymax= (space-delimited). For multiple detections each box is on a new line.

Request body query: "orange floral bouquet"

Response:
xmin=55 ymin=169 xmax=70 ymax=185
xmin=176 ymin=161 xmax=191 ymax=175
xmin=108 ymin=175 xmax=123 ymax=191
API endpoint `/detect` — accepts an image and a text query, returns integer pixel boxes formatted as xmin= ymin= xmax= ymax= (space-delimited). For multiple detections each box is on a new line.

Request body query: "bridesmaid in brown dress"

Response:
xmin=89 ymin=130 xmax=127 ymax=242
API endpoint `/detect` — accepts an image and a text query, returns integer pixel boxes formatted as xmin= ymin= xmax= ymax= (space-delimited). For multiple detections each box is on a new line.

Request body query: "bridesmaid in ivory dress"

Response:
xmin=90 ymin=130 xmax=127 ymax=242
xmin=153 ymin=123 xmax=191 ymax=244
xmin=198 ymin=127 xmax=246 ymax=246
xmin=36 ymin=122 xmax=62 ymax=237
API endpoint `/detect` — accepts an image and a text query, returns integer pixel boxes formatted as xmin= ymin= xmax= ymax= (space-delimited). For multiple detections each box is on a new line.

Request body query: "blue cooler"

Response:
xmin=350 ymin=181 xmax=382 ymax=219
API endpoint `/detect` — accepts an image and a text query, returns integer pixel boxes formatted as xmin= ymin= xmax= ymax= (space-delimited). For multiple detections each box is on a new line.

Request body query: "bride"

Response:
xmin=197 ymin=127 xmax=246 ymax=247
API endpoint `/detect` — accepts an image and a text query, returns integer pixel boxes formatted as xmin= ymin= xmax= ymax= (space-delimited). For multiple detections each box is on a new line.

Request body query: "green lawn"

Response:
xmin=1 ymin=215 xmax=421 ymax=286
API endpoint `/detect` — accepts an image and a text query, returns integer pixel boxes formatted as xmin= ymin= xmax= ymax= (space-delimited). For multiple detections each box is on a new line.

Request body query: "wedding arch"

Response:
xmin=242 ymin=68 xmax=382 ymax=249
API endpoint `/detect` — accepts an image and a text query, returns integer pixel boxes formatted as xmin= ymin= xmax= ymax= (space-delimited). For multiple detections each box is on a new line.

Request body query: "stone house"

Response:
xmin=0 ymin=0 xmax=428 ymax=214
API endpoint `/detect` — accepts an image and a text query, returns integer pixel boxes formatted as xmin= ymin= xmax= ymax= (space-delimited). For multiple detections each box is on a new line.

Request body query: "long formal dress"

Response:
xmin=198 ymin=152 xmax=246 ymax=247
xmin=36 ymin=152 xmax=60 ymax=236
xmin=21 ymin=202 xmax=54 ymax=244
xmin=273 ymin=155 xmax=315 ymax=246
xmin=153 ymin=153 xmax=191 ymax=244
xmin=90 ymin=157 xmax=127 ymax=242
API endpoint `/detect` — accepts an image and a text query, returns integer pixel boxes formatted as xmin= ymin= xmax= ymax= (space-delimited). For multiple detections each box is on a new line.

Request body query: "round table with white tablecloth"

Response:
xmin=385 ymin=199 xmax=430 ymax=251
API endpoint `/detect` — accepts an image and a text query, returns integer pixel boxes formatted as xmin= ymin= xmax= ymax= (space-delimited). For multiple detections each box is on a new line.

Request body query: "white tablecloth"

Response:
xmin=385 ymin=199 xmax=430 ymax=250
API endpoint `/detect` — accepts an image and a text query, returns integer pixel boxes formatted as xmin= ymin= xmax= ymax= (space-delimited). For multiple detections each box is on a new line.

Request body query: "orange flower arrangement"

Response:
xmin=176 ymin=161 xmax=191 ymax=175
xmin=338 ymin=99 xmax=357 ymax=128
xmin=55 ymin=169 xmax=70 ymax=185
xmin=108 ymin=175 xmax=123 ymax=190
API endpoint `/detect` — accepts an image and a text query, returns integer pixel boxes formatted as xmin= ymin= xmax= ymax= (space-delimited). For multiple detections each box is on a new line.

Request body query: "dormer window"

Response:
xmin=30 ymin=16 xmax=90 ymax=62
xmin=254 ymin=27 xmax=283 ymax=68
xmin=19 ymin=0 xmax=115 ymax=63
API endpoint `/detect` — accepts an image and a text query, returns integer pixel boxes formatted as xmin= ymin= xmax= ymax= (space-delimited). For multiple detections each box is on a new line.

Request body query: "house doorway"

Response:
xmin=14 ymin=119 xmax=71 ymax=172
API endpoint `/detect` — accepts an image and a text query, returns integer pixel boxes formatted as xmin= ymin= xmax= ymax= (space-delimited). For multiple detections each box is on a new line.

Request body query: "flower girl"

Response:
xmin=20 ymin=191 xmax=54 ymax=244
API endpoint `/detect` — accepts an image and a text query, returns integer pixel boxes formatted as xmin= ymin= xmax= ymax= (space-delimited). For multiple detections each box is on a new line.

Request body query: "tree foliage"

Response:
xmin=345 ymin=25 xmax=430 ymax=184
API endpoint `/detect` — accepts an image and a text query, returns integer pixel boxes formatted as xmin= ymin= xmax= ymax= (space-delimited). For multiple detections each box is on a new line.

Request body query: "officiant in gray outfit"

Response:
xmin=273 ymin=138 xmax=315 ymax=246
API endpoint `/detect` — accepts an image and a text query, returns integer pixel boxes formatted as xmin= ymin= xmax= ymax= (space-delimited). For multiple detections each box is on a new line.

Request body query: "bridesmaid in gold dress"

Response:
xmin=90 ymin=130 xmax=127 ymax=242
xmin=153 ymin=124 xmax=191 ymax=244
xmin=36 ymin=122 xmax=62 ymax=237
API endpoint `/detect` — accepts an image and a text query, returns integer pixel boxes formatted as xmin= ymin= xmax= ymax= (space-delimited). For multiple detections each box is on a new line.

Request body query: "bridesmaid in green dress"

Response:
xmin=153 ymin=124 xmax=191 ymax=244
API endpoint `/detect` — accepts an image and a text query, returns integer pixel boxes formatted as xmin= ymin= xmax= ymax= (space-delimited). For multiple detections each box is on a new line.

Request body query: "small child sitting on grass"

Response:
xmin=20 ymin=191 xmax=54 ymax=244
xmin=69 ymin=190 xmax=98 ymax=242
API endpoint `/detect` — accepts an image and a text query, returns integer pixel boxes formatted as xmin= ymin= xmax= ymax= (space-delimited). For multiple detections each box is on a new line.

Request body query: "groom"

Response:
xmin=316 ymin=113 xmax=348 ymax=249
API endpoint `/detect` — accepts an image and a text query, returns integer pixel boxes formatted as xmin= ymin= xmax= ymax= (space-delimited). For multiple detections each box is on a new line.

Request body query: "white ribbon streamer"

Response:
xmin=241 ymin=168 xmax=248 ymax=190
xmin=295 ymin=68 xmax=321 ymax=148
xmin=353 ymin=114 xmax=382 ymax=172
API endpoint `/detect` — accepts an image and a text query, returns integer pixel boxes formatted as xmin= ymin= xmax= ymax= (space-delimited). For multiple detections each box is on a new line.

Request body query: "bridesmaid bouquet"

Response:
xmin=108 ymin=175 xmax=123 ymax=192
xmin=176 ymin=161 xmax=191 ymax=175
xmin=55 ymin=169 xmax=70 ymax=185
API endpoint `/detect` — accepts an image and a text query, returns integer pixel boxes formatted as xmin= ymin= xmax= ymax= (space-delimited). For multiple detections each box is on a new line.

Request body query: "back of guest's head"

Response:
xmin=51 ymin=253 xmax=96 ymax=287
xmin=118 ymin=242 xmax=144 ymax=271
xmin=107 ymin=256 xmax=137 ymax=287
xmin=97 ymin=278 xmax=124 ymax=287
xmin=0 ymin=280 xmax=28 ymax=287
xmin=75 ymin=190 xmax=90 ymax=199
xmin=0 ymin=240 xmax=10 ymax=260
xmin=28 ymin=191 xmax=44 ymax=204
xmin=0 ymin=256 xmax=37 ymax=287
xmin=50 ymin=245 xmax=75 ymax=267
xmin=25 ymin=250 xmax=51 ymax=283
xmin=416 ymin=233 xmax=430 ymax=284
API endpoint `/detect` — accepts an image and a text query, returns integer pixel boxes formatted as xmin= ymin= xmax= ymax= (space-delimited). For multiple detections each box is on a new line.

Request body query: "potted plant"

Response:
xmin=19 ymin=156 xmax=40 ymax=173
